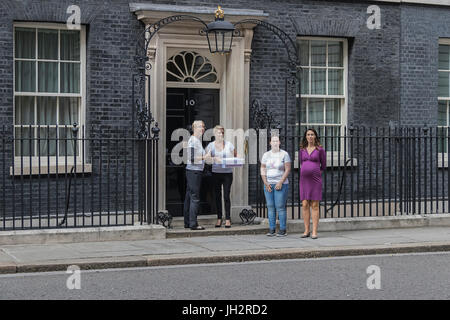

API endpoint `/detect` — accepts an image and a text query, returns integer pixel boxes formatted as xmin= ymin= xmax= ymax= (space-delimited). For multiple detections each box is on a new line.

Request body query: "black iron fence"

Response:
xmin=2 ymin=124 xmax=449 ymax=230
xmin=0 ymin=124 xmax=159 ymax=230
xmin=251 ymin=126 xmax=450 ymax=219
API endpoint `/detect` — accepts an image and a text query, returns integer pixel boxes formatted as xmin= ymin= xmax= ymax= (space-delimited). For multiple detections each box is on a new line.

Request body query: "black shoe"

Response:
xmin=301 ymin=232 xmax=310 ymax=238
xmin=190 ymin=225 xmax=205 ymax=230
xmin=225 ymin=220 xmax=231 ymax=228
xmin=311 ymin=234 xmax=318 ymax=239
xmin=184 ymin=225 xmax=190 ymax=229
xmin=276 ymin=230 xmax=287 ymax=237
xmin=266 ymin=230 xmax=276 ymax=237
xmin=215 ymin=219 xmax=222 ymax=228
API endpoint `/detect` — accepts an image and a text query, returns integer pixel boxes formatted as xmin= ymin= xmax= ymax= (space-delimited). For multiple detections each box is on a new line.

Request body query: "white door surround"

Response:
xmin=131 ymin=4 xmax=268 ymax=219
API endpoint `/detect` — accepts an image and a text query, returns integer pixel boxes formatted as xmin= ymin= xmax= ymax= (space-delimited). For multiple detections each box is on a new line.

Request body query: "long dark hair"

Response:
xmin=300 ymin=128 xmax=322 ymax=149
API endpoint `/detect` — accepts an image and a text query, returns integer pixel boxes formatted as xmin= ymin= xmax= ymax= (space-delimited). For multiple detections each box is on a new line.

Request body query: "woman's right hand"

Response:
xmin=265 ymin=183 xmax=272 ymax=192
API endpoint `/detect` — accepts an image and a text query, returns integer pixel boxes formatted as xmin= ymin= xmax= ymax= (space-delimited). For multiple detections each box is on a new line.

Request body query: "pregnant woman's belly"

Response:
xmin=300 ymin=161 xmax=320 ymax=179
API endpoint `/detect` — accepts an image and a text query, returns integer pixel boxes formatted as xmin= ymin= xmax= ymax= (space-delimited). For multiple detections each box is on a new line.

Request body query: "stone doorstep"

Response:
xmin=166 ymin=224 xmax=268 ymax=238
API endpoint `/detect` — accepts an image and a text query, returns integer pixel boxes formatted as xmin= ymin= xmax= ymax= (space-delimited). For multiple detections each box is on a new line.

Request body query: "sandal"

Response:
xmin=301 ymin=232 xmax=310 ymax=238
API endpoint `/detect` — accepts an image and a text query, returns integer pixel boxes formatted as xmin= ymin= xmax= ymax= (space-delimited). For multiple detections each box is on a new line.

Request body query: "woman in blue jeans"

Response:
xmin=260 ymin=135 xmax=291 ymax=236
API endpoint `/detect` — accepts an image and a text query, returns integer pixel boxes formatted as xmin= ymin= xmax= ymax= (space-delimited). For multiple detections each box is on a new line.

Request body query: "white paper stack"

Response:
xmin=219 ymin=157 xmax=245 ymax=167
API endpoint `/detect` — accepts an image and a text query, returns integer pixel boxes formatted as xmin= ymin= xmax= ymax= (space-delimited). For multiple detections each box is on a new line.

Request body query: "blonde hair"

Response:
xmin=192 ymin=120 xmax=205 ymax=130
xmin=213 ymin=125 xmax=225 ymax=134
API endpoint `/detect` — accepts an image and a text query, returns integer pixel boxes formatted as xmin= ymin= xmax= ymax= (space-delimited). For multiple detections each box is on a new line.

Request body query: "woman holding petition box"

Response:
xmin=206 ymin=125 xmax=236 ymax=228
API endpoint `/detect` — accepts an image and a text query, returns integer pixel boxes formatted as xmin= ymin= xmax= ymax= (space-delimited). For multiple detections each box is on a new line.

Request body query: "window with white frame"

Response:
xmin=438 ymin=40 xmax=450 ymax=154
xmin=14 ymin=23 xmax=85 ymax=160
xmin=297 ymin=38 xmax=347 ymax=152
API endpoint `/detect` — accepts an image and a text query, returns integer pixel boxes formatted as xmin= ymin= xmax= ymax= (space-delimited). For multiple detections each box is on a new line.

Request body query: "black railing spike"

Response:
xmin=151 ymin=122 xmax=160 ymax=138
xmin=349 ymin=123 xmax=355 ymax=135
xmin=72 ymin=122 xmax=79 ymax=135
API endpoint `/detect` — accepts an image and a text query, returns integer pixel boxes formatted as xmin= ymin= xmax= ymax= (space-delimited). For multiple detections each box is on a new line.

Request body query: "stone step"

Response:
xmin=170 ymin=214 xmax=219 ymax=228
xmin=166 ymin=223 xmax=268 ymax=238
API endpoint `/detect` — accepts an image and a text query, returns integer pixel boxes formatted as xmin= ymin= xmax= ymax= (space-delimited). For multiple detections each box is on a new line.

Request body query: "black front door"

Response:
xmin=166 ymin=88 xmax=220 ymax=216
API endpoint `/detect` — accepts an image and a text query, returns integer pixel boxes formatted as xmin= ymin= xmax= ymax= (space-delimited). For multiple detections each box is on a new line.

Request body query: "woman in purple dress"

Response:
xmin=299 ymin=129 xmax=326 ymax=239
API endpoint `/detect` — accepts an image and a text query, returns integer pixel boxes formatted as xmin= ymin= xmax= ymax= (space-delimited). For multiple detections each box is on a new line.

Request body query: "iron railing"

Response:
xmin=0 ymin=124 xmax=159 ymax=230
xmin=251 ymin=126 xmax=450 ymax=219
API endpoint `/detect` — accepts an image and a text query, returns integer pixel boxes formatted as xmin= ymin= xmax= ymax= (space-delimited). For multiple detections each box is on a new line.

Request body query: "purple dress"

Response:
xmin=299 ymin=147 xmax=326 ymax=201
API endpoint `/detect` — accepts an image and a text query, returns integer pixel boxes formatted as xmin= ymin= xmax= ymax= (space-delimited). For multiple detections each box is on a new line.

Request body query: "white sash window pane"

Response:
xmin=38 ymin=128 xmax=57 ymax=156
xmin=15 ymin=127 xmax=34 ymax=157
xmin=59 ymin=97 xmax=79 ymax=125
xmin=311 ymin=40 xmax=326 ymax=66
xmin=299 ymin=99 xmax=307 ymax=123
xmin=437 ymin=127 xmax=448 ymax=153
xmin=438 ymin=71 xmax=449 ymax=97
xmin=328 ymin=41 xmax=343 ymax=67
xmin=15 ymin=61 xmax=36 ymax=92
xmin=327 ymin=126 xmax=341 ymax=152
xmin=59 ymin=128 xmax=79 ymax=156
xmin=37 ymin=96 xmax=57 ymax=125
xmin=15 ymin=28 xmax=35 ymax=59
xmin=38 ymin=62 xmax=58 ymax=92
xmin=60 ymin=30 xmax=80 ymax=61
xmin=15 ymin=96 xmax=35 ymax=125
xmin=299 ymin=40 xmax=309 ymax=66
xmin=301 ymin=67 xmax=309 ymax=94
xmin=60 ymin=62 xmax=80 ymax=93
xmin=439 ymin=45 xmax=450 ymax=70
xmin=438 ymin=101 xmax=447 ymax=126
xmin=38 ymin=29 xmax=58 ymax=60
xmin=308 ymin=99 xmax=324 ymax=124
xmin=311 ymin=68 xmax=326 ymax=94
xmin=326 ymin=99 xmax=341 ymax=124
xmin=328 ymin=69 xmax=343 ymax=95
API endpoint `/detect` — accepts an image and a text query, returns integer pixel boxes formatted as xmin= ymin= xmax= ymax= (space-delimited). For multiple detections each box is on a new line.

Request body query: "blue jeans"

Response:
xmin=263 ymin=184 xmax=289 ymax=231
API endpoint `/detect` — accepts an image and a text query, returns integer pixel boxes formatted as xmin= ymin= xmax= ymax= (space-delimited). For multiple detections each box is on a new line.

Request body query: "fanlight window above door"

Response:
xmin=167 ymin=51 xmax=219 ymax=83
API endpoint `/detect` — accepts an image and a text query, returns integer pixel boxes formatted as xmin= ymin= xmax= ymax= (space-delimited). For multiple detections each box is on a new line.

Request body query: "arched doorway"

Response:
xmin=165 ymin=50 xmax=221 ymax=215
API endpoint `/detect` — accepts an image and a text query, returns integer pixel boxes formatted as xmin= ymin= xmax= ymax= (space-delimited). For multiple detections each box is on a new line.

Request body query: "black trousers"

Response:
xmin=184 ymin=169 xmax=203 ymax=228
xmin=213 ymin=172 xmax=233 ymax=220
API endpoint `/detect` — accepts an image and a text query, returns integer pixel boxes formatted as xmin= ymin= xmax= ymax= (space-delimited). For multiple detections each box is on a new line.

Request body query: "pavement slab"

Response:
xmin=0 ymin=250 xmax=16 ymax=264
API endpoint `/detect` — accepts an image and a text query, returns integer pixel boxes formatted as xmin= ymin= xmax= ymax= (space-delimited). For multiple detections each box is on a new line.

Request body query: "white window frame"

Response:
xmin=12 ymin=22 xmax=88 ymax=175
xmin=297 ymin=37 xmax=350 ymax=167
xmin=438 ymin=39 xmax=450 ymax=168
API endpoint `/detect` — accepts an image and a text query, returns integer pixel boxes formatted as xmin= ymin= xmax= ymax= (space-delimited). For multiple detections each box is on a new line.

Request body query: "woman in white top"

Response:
xmin=206 ymin=125 xmax=236 ymax=228
xmin=260 ymin=135 xmax=291 ymax=237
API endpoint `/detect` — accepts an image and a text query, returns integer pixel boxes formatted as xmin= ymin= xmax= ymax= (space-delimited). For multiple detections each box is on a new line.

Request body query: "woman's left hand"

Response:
xmin=275 ymin=182 xmax=283 ymax=190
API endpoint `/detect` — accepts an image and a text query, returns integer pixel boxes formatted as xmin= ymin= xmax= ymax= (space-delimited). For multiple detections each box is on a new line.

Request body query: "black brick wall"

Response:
xmin=0 ymin=0 xmax=448 ymax=222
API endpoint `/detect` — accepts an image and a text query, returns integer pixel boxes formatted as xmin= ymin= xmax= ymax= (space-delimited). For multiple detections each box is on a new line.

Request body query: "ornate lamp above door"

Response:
xmin=205 ymin=6 xmax=236 ymax=54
